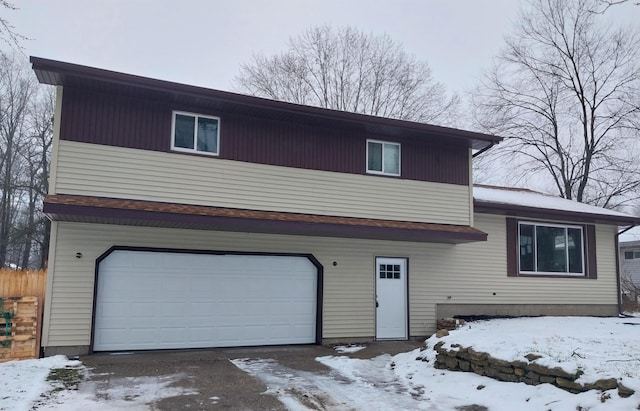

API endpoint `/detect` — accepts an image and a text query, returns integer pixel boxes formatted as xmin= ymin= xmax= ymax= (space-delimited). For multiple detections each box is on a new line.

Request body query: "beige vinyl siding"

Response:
xmin=46 ymin=222 xmax=383 ymax=346
xmin=44 ymin=216 xmax=619 ymax=348
xmin=409 ymin=216 xmax=618 ymax=336
xmin=54 ymin=140 xmax=470 ymax=225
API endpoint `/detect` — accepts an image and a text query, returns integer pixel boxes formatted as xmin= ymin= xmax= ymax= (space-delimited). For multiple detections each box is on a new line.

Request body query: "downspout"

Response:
xmin=617 ymin=225 xmax=636 ymax=316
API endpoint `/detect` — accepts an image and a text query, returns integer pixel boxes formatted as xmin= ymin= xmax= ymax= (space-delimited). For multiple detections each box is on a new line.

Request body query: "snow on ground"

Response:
xmin=233 ymin=355 xmax=424 ymax=410
xmin=0 ymin=356 xmax=196 ymax=411
xmin=239 ymin=316 xmax=640 ymax=410
xmin=428 ymin=316 xmax=640 ymax=392
xmin=0 ymin=355 xmax=80 ymax=411
xmin=333 ymin=345 xmax=367 ymax=354
xmin=38 ymin=373 xmax=198 ymax=411
xmin=2 ymin=316 xmax=640 ymax=410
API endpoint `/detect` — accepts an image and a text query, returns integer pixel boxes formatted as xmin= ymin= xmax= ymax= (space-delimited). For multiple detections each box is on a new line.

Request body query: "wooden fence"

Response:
xmin=0 ymin=269 xmax=47 ymax=362
xmin=0 ymin=269 xmax=47 ymax=303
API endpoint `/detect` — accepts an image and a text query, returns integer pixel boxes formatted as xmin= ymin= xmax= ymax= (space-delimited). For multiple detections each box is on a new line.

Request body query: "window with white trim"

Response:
xmin=171 ymin=111 xmax=220 ymax=155
xmin=518 ymin=222 xmax=584 ymax=275
xmin=367 ymin=140 xmax=400 ymax=176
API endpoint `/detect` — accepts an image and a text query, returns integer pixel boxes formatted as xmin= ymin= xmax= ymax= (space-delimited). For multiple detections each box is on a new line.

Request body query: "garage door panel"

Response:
xmin=94 ymin=251 xmax=317 ymax=351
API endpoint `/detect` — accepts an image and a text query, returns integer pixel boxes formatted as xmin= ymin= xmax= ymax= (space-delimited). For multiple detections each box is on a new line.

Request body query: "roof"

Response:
xmin=43 ymin=194 xmax=488 ymax=244
xmin=473 ymin=184 xmax=640 ymax=226
xmin=30 ymin=56 xmax=502 ymax=151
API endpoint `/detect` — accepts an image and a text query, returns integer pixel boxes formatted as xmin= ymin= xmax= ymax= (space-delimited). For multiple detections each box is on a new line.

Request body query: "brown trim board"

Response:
xmin=44 ymin=194 xmax=488 ymax=244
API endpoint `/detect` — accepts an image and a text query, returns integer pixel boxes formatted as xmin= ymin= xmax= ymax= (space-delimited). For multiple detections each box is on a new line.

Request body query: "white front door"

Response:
xmin=375 ymin=257 xmax=408 ymax=340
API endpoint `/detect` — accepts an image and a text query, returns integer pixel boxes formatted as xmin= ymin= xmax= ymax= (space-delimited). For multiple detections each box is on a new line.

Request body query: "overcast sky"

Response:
xmin=10 ymin=0 xmax=638 ymax=96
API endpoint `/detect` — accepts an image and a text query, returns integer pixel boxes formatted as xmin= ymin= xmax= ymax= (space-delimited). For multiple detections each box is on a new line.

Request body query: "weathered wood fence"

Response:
xmin=0 ymin=269 xmax=47 ymax=362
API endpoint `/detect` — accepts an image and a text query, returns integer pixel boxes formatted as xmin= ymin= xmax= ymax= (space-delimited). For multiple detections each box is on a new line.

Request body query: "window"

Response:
xmin=379 ymin=263 xmax=401 ymax=279
xmin=367 ymin=140 xmax=400 ymax=176
xmin=518 ymin=222 xmax=584 ymax=275
xmin=171 ymin=111 xmax=220 ymax=155
xmin=624 ymin=250 xmax=640 ymax=259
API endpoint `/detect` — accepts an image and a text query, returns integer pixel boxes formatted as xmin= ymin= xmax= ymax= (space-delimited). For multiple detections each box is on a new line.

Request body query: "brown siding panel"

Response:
xmin=506 ymin=217 xmax=517 ymax=277
xmin=586 ymin=224 xmax=598 ymax=279
xmin=60 ymin=87 xmax=469 ymax=185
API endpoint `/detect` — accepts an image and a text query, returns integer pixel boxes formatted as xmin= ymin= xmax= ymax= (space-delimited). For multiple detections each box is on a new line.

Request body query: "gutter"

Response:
xmin=472 ymin=142 xmax=495 ymax=158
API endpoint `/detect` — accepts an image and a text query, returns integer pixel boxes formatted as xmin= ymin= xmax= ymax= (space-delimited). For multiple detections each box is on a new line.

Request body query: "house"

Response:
xmin=619 ymin=227 xmax=640 ymax=302
xmin=30 ymin=57 xmax=640 ymax=357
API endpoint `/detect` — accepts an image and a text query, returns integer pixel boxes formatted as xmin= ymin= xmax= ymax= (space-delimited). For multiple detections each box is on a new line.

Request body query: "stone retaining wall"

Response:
xmin=432 ymin=340 xmax=635 ymax=398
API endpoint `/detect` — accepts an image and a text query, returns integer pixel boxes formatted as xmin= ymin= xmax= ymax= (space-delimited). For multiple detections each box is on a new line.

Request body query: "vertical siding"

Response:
xmin=59 ymin=87 xmax=469 ymax=185
xmin=54 ymin=140 xmax=472 ymax=225
xmin=44 ymin=217 xmax=619 ymax=348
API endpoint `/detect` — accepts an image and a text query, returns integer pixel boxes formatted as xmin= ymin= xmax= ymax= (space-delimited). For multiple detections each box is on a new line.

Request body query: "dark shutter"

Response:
xmin=585 ymin=224 xmax=597 ymax=279
xmin=506 ymin=218 xmax=518 ymax=277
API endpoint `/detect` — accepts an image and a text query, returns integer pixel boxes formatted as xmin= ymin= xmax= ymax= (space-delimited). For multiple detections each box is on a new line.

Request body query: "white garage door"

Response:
xmin=94 ymin=250 xmax=317 ymax=351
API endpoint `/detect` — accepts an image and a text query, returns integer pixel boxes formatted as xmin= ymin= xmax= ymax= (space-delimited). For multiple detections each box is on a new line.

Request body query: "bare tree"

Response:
xmin=14 ymin=86 xmax=54 ymax=268
xmin=621 ymin=270 xmax=640 ymax=306
xmin=235 ymin=25 xmax=459 ymax=125
xmin=0 ymin=1 xmax=25 ymax=56
xmin=0 ymin=54 xmax=35 ymax=267
xmin=473 ymin=0 xmax=640 ymax=208
xmin=590 ymin=0 xmax=640 ymax=13
xmin=0 ymin=54 xmax=55 ymax=269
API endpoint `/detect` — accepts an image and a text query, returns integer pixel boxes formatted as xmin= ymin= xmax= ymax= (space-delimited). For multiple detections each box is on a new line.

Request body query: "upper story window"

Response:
xmin=518 ymin=222 xmax=584 ymax=276
xmin=171 ymin=111 xmax=220 ymax=156
xmin=367 ymin=140 xmax=400 ymax=176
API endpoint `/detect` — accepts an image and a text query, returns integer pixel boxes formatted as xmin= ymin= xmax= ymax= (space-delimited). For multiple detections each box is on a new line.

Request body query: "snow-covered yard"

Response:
xmin=2 ymin=316 xmax=639 ymax=410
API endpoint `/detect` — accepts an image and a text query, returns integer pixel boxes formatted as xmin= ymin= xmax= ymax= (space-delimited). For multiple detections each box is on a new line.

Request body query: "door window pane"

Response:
xmin=379 ymin=263 xmax=401 ymax=279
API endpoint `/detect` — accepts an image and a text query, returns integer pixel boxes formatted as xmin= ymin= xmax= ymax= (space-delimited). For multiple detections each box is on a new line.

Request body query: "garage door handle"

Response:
xmin=376 ymin=301 xmax=379 ymax=308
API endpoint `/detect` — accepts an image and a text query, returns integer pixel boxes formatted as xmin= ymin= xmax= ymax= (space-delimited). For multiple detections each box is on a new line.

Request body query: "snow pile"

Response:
xmin=316 ymin=316 xmax=640 ymax=411
xmin=424 ymin=316 xmax=640 ymax=391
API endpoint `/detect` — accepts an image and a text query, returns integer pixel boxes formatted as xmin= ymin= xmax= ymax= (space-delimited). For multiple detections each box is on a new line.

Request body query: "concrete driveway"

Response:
xmin=80 ymin=341 xmax=423 ymax=410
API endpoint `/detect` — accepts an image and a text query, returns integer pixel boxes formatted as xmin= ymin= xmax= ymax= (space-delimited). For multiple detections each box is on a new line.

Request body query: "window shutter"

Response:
xmin=585 ymin=224 xmax=597 ymax=279
xmin=506 ymin=217 xmax=518 ymax=277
